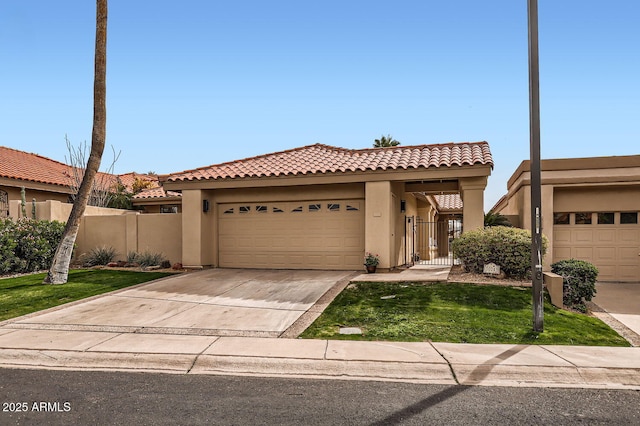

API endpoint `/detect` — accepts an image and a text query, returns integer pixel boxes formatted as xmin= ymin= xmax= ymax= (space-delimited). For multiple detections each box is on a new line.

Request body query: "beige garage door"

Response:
xmin=553 ymin=213 xmax=640 ymax=282
xmin=218 ymin=200 xmax=365 ymax=270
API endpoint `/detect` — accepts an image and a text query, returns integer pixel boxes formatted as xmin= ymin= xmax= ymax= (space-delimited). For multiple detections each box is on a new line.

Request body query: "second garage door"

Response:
xmin=553 ymin=212 xmax=640 ymax=282
xmin=218 ymin=200 xmax=365 ymax=270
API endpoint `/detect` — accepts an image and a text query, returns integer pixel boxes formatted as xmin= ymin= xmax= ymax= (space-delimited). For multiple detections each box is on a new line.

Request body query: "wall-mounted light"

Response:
xmin=202 ymin=199 xmax=210 ymax=213
xmin=400 ymin=200 xmax=406 ymax=213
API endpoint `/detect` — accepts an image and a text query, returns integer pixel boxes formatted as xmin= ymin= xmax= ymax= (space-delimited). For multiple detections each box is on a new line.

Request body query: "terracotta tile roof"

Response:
xmin=133 ymin=187 xmax=181 ymax=199
xmin=0 ymin=146 xmax=71 ymax=187
xmin=166 ymin=142 xmax=493 ymax=182
xmin=0 ymin=146 xmax=155 ymax=193
xmin=433 ymin=194 xmax=463 ymax=211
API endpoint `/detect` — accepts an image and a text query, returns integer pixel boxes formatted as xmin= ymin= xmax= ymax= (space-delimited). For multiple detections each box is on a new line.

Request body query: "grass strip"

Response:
xmin=300 ymin=282 xmax=630 ymax=346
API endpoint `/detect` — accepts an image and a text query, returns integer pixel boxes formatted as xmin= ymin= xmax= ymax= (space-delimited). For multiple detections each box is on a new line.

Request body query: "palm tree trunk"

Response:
xmin=45 ymin=0 xmax=108 ymax=284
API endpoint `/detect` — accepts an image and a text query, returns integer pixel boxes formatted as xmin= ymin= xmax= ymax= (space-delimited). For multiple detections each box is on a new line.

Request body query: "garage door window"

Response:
xmin=621 ymin=212 xmax=638 ymax=224
xmin=553 ymin=213 xmax=570 ymax=225
xmin=597 ymin=212 xmax=614 ymax=225
xmin=575 ymin=213 xmax=592 ymax=224
xmin=309 ymin=204 xmax=321 ymax=212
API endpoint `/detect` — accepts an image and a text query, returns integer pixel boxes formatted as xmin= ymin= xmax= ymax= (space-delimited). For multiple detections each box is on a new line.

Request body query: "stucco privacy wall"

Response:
xmin=75 ymin=213 xmax=182 ymax=265
xmin=10 ymin=200 xmax=182 ymax=265
xmin=9 ymin=199 xmax=129 ymax=221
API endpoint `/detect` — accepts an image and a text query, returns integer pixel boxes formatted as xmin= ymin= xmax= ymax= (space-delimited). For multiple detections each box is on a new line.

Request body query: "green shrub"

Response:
xmin=83 ymin=246 xmax=118 ymax=267
xmin=551 ymin=259 xmax=598 ymax=311
xmin=451 ymin=226 xmax=548 ymax=280
xmin=128 ymin=250 xmax=166 ymax=267
xmin=0 ymin=218 xmax=65 ymax=274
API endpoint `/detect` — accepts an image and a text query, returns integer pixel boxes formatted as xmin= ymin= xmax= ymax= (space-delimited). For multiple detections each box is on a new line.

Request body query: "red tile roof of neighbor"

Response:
xmin=0 ymin=146 xmax=157 ymax=192
xmin=133 ymin=187 xmax=181 ymax=199
xmin=0 ymin=146 xmax=71 ymax=187
xmin=166 ymin=142 xmax=493 ymax=182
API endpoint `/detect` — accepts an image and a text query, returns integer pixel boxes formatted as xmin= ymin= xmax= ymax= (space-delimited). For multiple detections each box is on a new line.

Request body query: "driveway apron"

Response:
xmin=594 ymin=281 xmax=640 ymax=336
xmin=9 ymin=269 xmax=353 ymax=337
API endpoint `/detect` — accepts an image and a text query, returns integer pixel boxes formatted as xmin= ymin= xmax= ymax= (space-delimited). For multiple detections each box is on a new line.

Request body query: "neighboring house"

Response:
xmin=493 ymin=155 xmax=640 ymax=282
xmin=0 ymin=146 xmax=75 ymax=217
xmin=132 ymin=186 xmax=182 ymax=213
xmin=0 ymin=146 xmax=158 ymax=217
xmin=161 ymin=142 xmax=493 ymax=271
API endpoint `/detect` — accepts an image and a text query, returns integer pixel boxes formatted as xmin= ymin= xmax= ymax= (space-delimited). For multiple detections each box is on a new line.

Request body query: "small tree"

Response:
xmin=373 ymin=134 xmax=400 ymax=147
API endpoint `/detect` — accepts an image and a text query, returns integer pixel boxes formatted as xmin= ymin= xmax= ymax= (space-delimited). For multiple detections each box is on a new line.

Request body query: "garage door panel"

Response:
xmin=554 ymin=223 xmax=639 ymax=282
xmin=555 ymin=230 xmax=571 ymax=243
xmin=594 ymin=247 xmax=616 ymax=261
xmin=619 ymin=265 xmax=640 ymax=281
xmin=574 ymin=230 xmax=593 ymax=242
xmin=219 ymin=199 xmax=364 ymax=270
xmin=597 ymin=266 xmax=616 ymax=281
xmin=595 ymin=230 xmax=615 ymax=242
xmin=574 ymin=247 xmax=593 ymax=259
xmin=620 ymin=229 xmax=640 ymax=242
xmin=620 ymin=247 xmax=639 ymax=261
xmin=325 ymin=237 xmax=342 ymax=248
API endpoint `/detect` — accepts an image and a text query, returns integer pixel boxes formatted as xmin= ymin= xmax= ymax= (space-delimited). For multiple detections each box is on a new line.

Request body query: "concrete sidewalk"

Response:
xmin=0 ymin=329 xmax=638 ymax=389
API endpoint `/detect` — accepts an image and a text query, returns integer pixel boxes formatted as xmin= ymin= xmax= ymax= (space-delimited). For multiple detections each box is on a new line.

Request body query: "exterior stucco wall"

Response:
xmin=365 ymin=181 xmax=393 ymax=269
xmin=459 ymin=176 xmax=487 ymax=232
xmin=181 ymin=189 xmax=214 ymax=268
xmin=554 ymin=186 xmax=640 ymax=212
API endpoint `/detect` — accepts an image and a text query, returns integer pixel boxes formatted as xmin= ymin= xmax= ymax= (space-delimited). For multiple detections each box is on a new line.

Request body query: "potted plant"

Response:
xmin=364 ymin=252 xmax=380 ymax=273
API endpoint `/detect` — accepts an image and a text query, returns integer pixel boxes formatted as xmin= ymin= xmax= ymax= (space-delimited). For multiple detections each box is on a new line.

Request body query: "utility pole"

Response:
xmin=528 ymin=0 xmax=544 ymax=332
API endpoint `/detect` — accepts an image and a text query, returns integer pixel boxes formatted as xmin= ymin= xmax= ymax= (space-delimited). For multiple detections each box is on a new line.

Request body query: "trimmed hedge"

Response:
xmin=451 ymin=226 xmax=548 ymax=280
xmin=551 ymin=259 xmax=598 ymax=311
xmin=0 ymin=218 xmax=65 ymax=274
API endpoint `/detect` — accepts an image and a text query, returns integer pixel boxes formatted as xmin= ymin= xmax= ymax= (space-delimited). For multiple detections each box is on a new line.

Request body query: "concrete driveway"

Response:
xmin=10 ymin=269 xmax=354 ymax=338
xmin=593 ymin=282 xmax=640 ymax=338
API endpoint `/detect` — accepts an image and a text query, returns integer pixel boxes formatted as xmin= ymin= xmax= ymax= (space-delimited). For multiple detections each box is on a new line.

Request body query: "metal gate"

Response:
xmin=405 ymin=216 xmax=462 ymax=266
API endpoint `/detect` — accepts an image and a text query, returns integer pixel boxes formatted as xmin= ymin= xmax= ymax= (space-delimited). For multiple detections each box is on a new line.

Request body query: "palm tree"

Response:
xmin=373 ymin=134 xmax=400 ymax=148
xmin=45 ymin=0 xmax=108 ymax=284
xmin=484 ymin=211 xmax=513 ymax=227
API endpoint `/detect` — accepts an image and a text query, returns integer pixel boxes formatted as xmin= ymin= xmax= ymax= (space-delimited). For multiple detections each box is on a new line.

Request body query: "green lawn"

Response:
xmin=0 ymin=269 xmax=173 ymax=322
xmin=300 ymin=281 xmax=630 ymax=346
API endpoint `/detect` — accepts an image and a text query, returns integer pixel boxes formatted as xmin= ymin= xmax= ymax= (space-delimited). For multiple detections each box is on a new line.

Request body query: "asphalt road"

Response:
xmin=1 ymin=369 xmax=639 ymax=425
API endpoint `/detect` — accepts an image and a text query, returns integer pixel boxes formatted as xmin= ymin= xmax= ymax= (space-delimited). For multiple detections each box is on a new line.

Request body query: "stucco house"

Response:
xmin=161 ymin=142 xmax=493 ymax=271
xmin=493 ymin=155 xmax=640 ymax=282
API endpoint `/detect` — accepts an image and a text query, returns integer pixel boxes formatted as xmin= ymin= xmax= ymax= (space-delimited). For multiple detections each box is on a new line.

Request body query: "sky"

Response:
xmin=1 ymin=1 xmax=638 ymax=210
